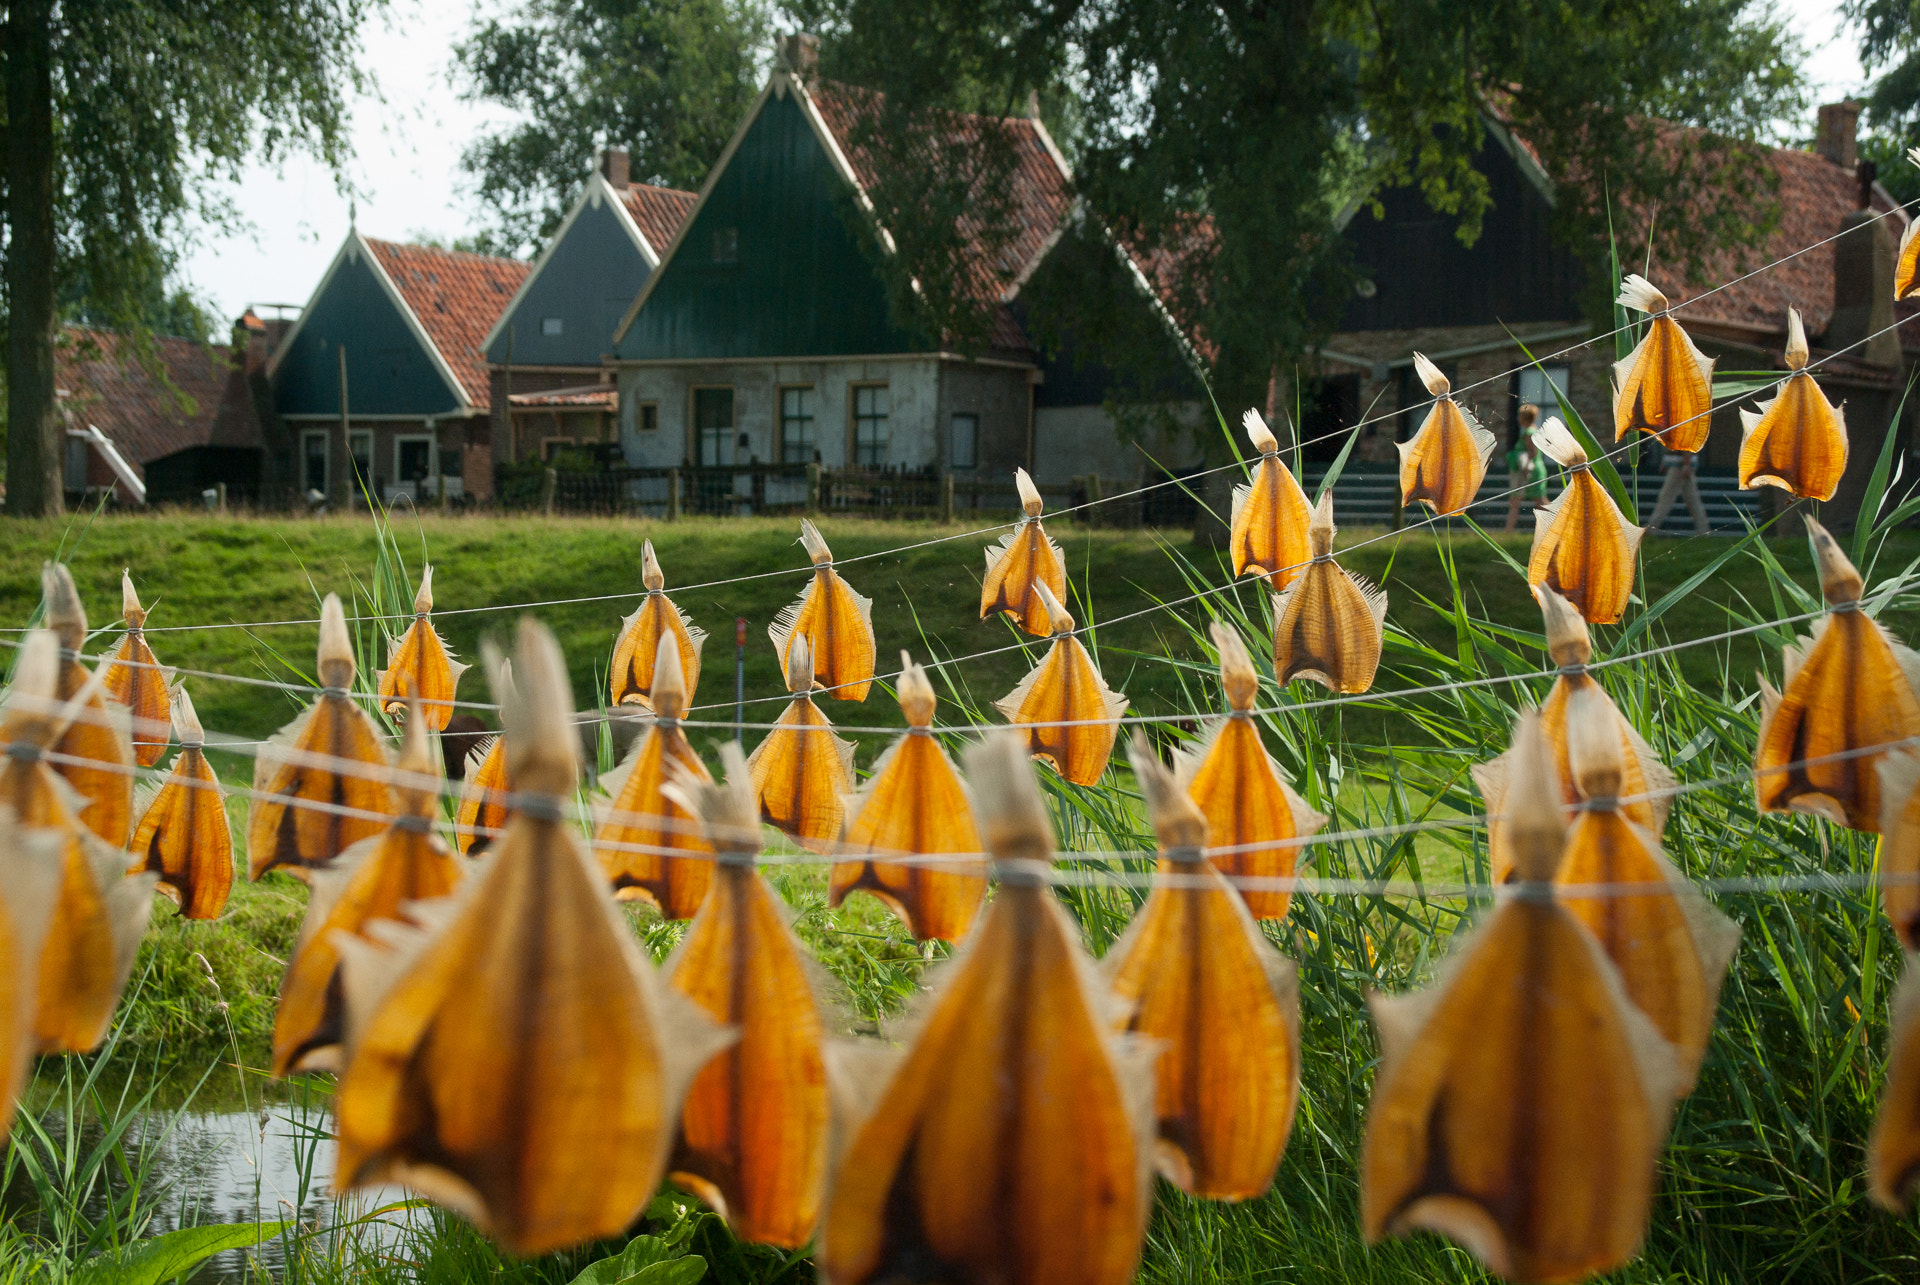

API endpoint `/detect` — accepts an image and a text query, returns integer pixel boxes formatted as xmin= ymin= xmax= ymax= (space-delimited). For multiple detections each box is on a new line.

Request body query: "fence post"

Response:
xmin=1084 ymin=473 xmax=1103 ymax=527
xmin=215 ymin=482 xmax=227 ymax=514
xmin=805 ymin=462 xmax=821 ymax=515
xmin=437 ymin=471 xmax=447 ymax=512
xmin=542 ymin=467 xmax=557 ymax=517
xmin=941 ymin=473 xmax=955 ymax=524
xmin=667 ymin=468 xmax=681 ymax=521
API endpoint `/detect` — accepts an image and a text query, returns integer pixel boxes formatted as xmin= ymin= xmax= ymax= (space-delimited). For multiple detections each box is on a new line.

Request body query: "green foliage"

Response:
xmin=69 ymin=1220 xmax=291 ymax=1285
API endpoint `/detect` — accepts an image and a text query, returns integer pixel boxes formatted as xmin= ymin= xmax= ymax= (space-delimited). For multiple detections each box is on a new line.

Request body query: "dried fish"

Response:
xmin=994 ymin=582 xmax=1128 ymax=786
xmin=1362 ymin=711 xmax=1679 ymax=1283
xmin=1754 ymin=516 xmax=1920 ymax=831
xmin=1557 ymin=684 xmax=1738 ymax=1093
xmin=595 ymin=634 xmax=714 ymax=916
xmin=0 ymin=812 xmax=59 ymax=1141
xmin=819 ymin=732 xmax=1155 ymax=1285
xmin=332 ymin=618 xmax=729 ymax=1256
xmin=1899 ymin=150 xmax=1920 ymax=301
xmin=1737 ymin=308 xmax=1848 ymax=502
xmin=747 ymin=637 xmax=855 ymax=848
xmin=1613 ymin=274 xmax=1715 ymax=452
xmin=1526 ymin=417 xmax=1644 ymax=626
xmin=1271 ymin=493 xmax=1387 ymax=694
xmin=1231 ymin=410 xmax=1315 ymax=590
xmin=273 ymin=698 xmax=465 ymax=1077
xmin=770 ymin=520 xmax=875 ymax=701
xmin=833 ymin=652 xmax=987 ymax=941
xmin=100 ymin=570 xmax=173 ymax=767
xmin=128 ymin=686 xmax=233 ymax=920
xmin=610 ymin=540 xmax=706 ymax=710
xmin=1178 ymin=624 xmax=1325 ymax=920
xmin=248 ymin=595 xmax=396 ymax=879
xmin=377 ymin=566 xmax=472 ymax=731
xmin=1106 ymin=733 xmax=1300 ymax=1199
xmin=1869 ymin=954 xmax=1920 ymax=1211
xmin=1878 ymin=749 xmax=1920 ymax=950
xmin=41 ymin=564 xmax=135 ymax=847
xmin=980 ymin=469 xmax=1067 ymax=635
xmin=1398 ymin=353 xmax=1496 ymax=515
xmin=659 ymin=743 xmax=830 ymax=1248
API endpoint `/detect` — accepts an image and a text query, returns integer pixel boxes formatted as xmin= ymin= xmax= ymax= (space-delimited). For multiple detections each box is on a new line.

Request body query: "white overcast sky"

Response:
xmin=179 ymin=0 xmax=1872 ymax=325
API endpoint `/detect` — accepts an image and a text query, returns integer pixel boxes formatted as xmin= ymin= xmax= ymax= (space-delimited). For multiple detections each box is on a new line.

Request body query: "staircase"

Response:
xmin=1297 ymin=466 xmax=1763 ymax=535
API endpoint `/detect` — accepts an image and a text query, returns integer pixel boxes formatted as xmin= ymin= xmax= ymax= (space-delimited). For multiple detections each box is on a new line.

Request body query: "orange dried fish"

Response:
xmin=0 ymin=813 xmax=60 ymax=1141
xmin=980 ymin=469 xmax=1067 ymax=635
xmin=1362 ymin=712 xmax=1679 ymax=1284
xmin=1870 ymin=955 xmax=1920 ymax=1211
xmin=1613 ymin=274 xmax=1716 ymax=452
xmin=1475 ymin=585 xmax=1673 ymax=879
xmin=1105 ymin=733 xmax=1300 ymax=1200
xmin=995 ymin=582 xmax=1128 ymax=786
xmin=454 ymin=731 xmax=510 ymax=856
xmin=377 ymin=565 xmax=471 ymax=732
xmin=128 ymin=686 xmax=234 ymax=920
xmin=100 ymin=570 xmax=173 ymax=767
xmin=770 ymin=520 xmax=875 ymax=701
xmin=819 ymin=732 xmax=1155 ymax=1285
xmin=747 ymin=638 xmax=854 ymax=849
xmin=609 ymin=540 xmax=706 ymax=710
xmin=1398 ymin=353 xmax=1496 ymax=515
xmin=1877 ymin=748 xmax=1920 ymax=950
xmin=594 ymin=634 xmax=713 ymax=916
xmin=0 ymin=630 xmax=156 ymax=1054
xmin=1178 ymin=623 xmax=1325 ymax=920
xmin=1231 ymin=410 xmax=1315 ymax=590
xmin=1526 ymin=418 xmax=1644 ymax=626
xmin=659 ymin=743 xmax=830 ymax=1247
xmin=248 ymin=594 xmax=396 ymax=879
xmin=331 ymin=619 xmax=728 ymax=1256
xmin=1737 ymin=307 xmax=1848 ymax=502
xmin=1754 ymin=516 xmax=1920 ymax=831
xmin=833 ymin=652 xmax=987 ymax=941
xmin=1899 ymin=152 xmax=1920 ymax=301
xmin=41 ymin=563 xmax=136 ymax=847
xmin=1271 ymin=493 xmax=1387 ymax=693
xmin=273 ymin=698 xmax=464 ymax=1077
xmin=1556 ymin=684 xmax=1738 ymax=1094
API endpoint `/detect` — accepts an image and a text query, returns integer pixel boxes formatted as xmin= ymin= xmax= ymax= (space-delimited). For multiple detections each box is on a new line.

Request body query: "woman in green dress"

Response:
xmin=1503 ymin=403 xmax=1551 ymax=532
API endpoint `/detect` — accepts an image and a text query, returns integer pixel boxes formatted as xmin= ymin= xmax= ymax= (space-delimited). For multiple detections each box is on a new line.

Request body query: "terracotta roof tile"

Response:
xmin=621 ymin=184 xmax=698 ymax=256
xmin=508 ymin=383 xmax=618 ymax=408
xmin=364 ymin=239 xmax=529 ymax=408
xmin=54 ymin=327 xmax=264 ymax=479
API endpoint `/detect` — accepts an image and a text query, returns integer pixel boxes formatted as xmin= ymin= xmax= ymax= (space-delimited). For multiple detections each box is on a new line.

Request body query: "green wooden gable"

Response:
xmin=615 ymin=89 xmax=913 ymax=361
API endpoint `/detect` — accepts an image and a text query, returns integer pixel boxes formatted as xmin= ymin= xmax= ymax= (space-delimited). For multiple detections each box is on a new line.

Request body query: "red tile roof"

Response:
xmin=365 ymin=240 xmax=529 ymax=408
xmin=54 ymin=327 xmax=264 ymax=479
xmin=621 ymin=184 xmax=698 ymax=256
xmin=508 ymin=383 xmax=618 ymax=408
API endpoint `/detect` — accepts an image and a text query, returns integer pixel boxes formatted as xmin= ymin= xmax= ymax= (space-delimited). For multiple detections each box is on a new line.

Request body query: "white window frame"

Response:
xmin=779 ymin=384 xmax=816 ymax=464
xmin=348 ymin=430 xmax=374 ymax=490
xmin=850 ymin=382 xmax=890 ymax=468
xmin=393 ymin=433 xmax=437 ymax=485
xmin=950 ymin=411 xmax=979 ymax=470
xmin=301 ymin=430 xmax=330 ymax=494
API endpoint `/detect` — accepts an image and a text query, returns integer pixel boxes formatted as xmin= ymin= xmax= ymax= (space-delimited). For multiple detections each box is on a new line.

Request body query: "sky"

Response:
xmin=181 ymin=0 xmax=1874 ymax=327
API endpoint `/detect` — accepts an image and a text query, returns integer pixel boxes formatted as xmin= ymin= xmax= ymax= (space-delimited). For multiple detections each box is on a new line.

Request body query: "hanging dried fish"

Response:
xmin=248 ymin=594 xmax=396 ymax=879
xmin=980 ymin=469 xmax=1067 ymax=636
xmin=0 ymin=629 xmax=156 ymax=1053
xmin=819 ymin=732 xmax=1155 ymax=1285
xmin=100 ymin=570 xmax=173 ymax=767
xmin=1105 ymin=733 xmax=1300 ymax=1200
xmin=1613 ymin=274 xmax=1716 ymax=452
xmin=610 ymin=540 xmax=706 ymax=710
xmin=595 ymin=634 xmax=713 ymax=916
xmin=658 ymin=742 xmax=829 ymax=1248
xmin=833 ymin=652 xmax=987 ymax=941
xmin=1474 ymin=585 xmax=1673 ymax=879
xmin=1271 ymin=493 xmax=1387 ymax=694
xmin=1398 ymin=353 xmax=1496 ymax=516
xmin=1898 ymin=152 xmax=1920 ymax=301
xmin=1231 ymin=410 xmax=1315 ymax=590
xmin=1178 ymin=623 xmax=1325 ymax=920
xmin=1869 ymin=955 xmax=1920 ymax=1211
xmin=1737 ymin=307 xmax=1848 ymax=502
xmin=1526 ymin=417 xmax=1644 ymax=626
xmin=273 ymin=698 xmax=465 ymax=1077
xmin=747 ymin=637 xmax=854 ymax=849
xmin=1362 ymin=711 xmax=1679 ymax=1284
xmin=994 ymin=582 xmax=1128 ymax=786
xmin=41 ymin=563 xmax=136 ymax=847
xmin=1557 ymin=683 xmax=1738 ymax=1093
xmin=377 ymin=566 xmax=471 ymax=732
xmin=1877 ymin=749 xmax=1920 ymax=950
xmin=128 ymin=686 xmax=233 ymax=920
xmin=0 ymin=813 xmax=59 ymax=1142
xmin=1754 ymin=516 xmax=1920 ymax=831
xmin=452 ymin=660 xmax=512 ymax=857
xmin=331 ymin=618 xmax=729 ymax=1256
xmin=770 ymin=520 xmax=875 ymax=701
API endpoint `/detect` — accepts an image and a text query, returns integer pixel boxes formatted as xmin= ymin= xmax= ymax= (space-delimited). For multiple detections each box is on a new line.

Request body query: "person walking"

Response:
xmin=1647 ymin=440 xmax=1710 ymax=535
xmin=1503 ymin=404 xmax=1550 ymax=532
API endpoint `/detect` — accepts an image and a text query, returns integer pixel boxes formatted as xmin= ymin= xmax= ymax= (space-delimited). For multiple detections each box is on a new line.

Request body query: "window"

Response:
xmin=950 ymin=412 xmax=978 ymax=469
xmin=1516 ymin=363 xmax=1571 ymax=422
xmin=542 ymin=437 xmax=575 ymax=461
xmin=712 ymin=227 xmax=739 ymax=263
xmin=780 ymin=386 xmax=815 ymax=463
xmin=395 ymin=436 xmax=434 ymax=484
xmin=540 ymin=316 xmax=563 ymax=337
xmin=302 ymin=431 xmax=329 ymax=494
xmin=637 ymin=402 xmax=659 ymax=433
xmin=693 ymin=387 xmax=735 ymax=466
xmin=348 ymin=431 xmax=373 ymax=490
xmin=852 ymin=384 xmax=889 ymax=467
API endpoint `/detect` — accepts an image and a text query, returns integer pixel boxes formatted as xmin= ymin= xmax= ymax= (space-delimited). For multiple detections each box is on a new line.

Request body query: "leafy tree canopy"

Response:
xmin=1848 ymin=0 xmax=1920 ymax=204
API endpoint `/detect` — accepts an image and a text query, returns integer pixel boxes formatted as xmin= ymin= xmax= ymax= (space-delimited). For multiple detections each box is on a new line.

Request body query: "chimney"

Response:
xmin=778 ymin=32 xmax=819 ymax=80
xmin=1826 ymin=206 xmax=1900 ymax=367
xmin=1817 ymin=101 xmax=1861 ymax=170
xmin=599 ymin=147 xmax=630 ymax=191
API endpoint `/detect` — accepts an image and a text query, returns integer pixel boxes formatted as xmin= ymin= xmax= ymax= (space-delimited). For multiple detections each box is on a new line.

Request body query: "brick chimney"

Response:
xmin=599 ymin=147 xmax=629 ymax=191
xmin=778 ymin=32 xmax=819 ymax=80
xmin=1817 ymin=101 xmax=1862 ymax=169
xmin=1827 ymin=206 xmax=1900 ymax=367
